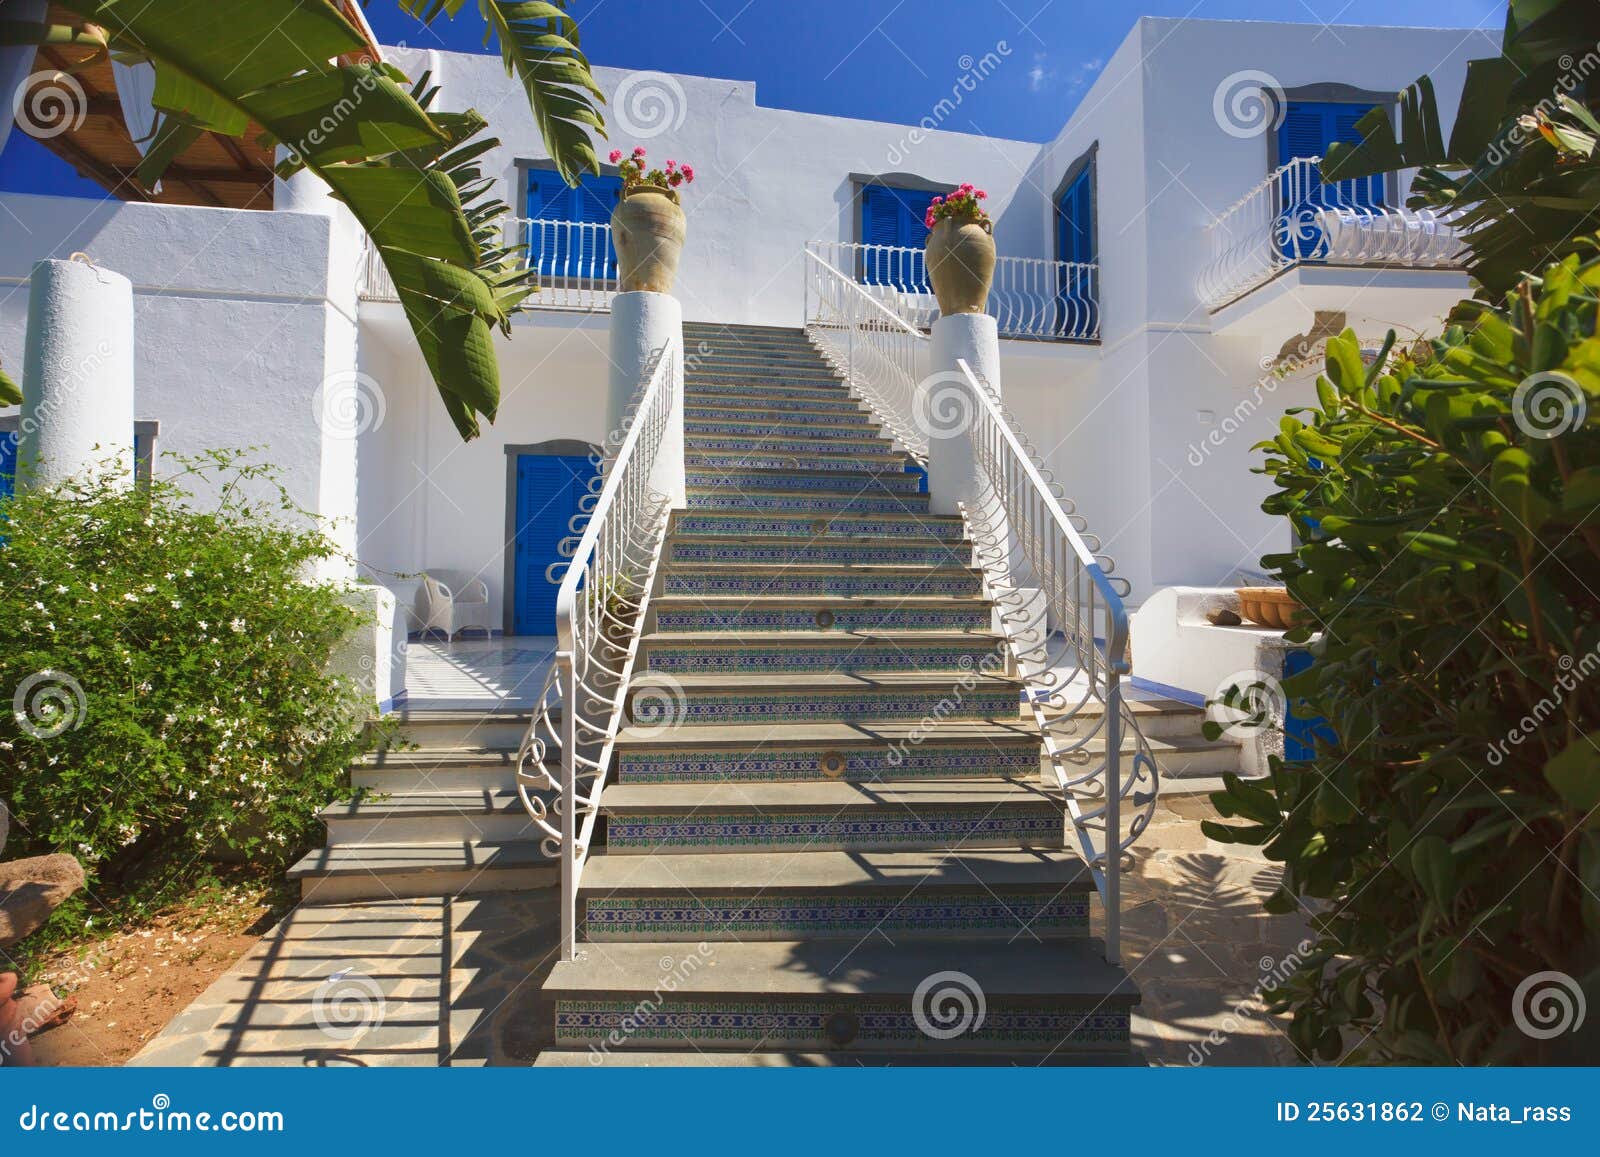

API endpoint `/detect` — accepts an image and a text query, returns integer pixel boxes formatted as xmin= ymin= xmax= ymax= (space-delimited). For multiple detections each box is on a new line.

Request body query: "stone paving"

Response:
xmin=130 ymin=787 xmax=1312 ymax=1067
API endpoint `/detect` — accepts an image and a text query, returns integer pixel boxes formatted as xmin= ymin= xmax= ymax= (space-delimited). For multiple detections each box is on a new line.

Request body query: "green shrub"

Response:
xmin=1206 ymin=251 xmax=1600 ymax=1063
xmin=0 ymin=451 xmax=374 ymax=907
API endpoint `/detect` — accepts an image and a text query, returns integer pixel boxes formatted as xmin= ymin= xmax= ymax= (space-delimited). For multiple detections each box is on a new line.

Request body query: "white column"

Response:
xmin=608 ymin=290 xmax=685 ymax=506
xmin=19 ymin=259 xmax=135 ymax=489
xmin=926 ymin=311 xmax=1000 ymax=515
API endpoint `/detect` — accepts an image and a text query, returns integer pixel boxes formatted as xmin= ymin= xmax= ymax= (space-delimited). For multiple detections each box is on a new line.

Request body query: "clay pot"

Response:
xmin=611 ymin=185 xmax=686 ymax=293
xmin=925 ymin=215 xmax=996 ymax=315
xmin=1235 ymin=587 xmax=1307 ymax=630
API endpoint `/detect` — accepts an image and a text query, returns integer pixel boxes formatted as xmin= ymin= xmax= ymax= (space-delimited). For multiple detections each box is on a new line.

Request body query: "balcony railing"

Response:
xmin=806 ymin=240 xmax=1100 ymax=342
xmin=1199 ymin=156 xmax=1466 ymax=311
xmin=358 ymin=218 xmax=618 ymax=312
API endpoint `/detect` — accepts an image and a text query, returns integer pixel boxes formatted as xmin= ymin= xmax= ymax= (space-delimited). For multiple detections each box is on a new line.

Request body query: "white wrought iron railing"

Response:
xmin=806 ymin=240 xmax=1100 ymax=342
xmin=955 ymin=356 xmax=1157 ymax=965
xmin=515 ymin=339 xmax=678 ymax=958
xmin=358 ymin=217 xmax=619 ymax=311
xmin=803 ymin=248 xmax=931 ymax=464
xmin=1199 ymin=156 xmax=1466 ymax=311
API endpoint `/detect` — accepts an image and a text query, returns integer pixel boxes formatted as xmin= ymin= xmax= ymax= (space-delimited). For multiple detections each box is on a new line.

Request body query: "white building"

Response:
xmin=1 ymin=16 xmax=1490 ymax=640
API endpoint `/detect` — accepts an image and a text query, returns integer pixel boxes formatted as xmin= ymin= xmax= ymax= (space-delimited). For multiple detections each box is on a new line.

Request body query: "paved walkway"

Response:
xmin=129 ymin=787 xmax=1311 ymax=1067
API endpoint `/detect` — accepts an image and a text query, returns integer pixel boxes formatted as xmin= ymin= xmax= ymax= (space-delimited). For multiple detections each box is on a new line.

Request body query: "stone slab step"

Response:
xmin=685 ymin=434 xmax=892 ymax=456
xmin=685 ymin=450 xmax=908 ymax=473
xmin=319 ymin=788 xmax=544 ymax=845
xmin=632 ymin=670 xmax=1023 ymax=726
xmin=684 ymin=388 xmax=864 ymax=412
xmin=352 ymin=747 xmax=536 ymax=791
xmin=684 ymin=407 xmax=873 ymax=429
xmin=614 ymin=719 xmax=1042 ymax=784
xmin=668 ymin=534 xmax=972 ymax=569
xmin=546 ymin=939 xmax=1135 ymax=1054
xmin=686 ymin=419 xmax=881 ymax=440
xmin=288 ymin=839 xmax=553 ymax=903
xmin=670 ymin=511 xmax=964 ymax=542
xmin=685 ymin=466 xmax=923 ymax=495
xmin=1060 ymin=696 xmax=1207 ymax=741
xmin=650 ymin=595 xmax=992 ymax=634
xmin=685 ymin=489 xmax=928 ymax=517
xmin=688 ymin=369 xmax=844 ymax=386
xmin=600 ymin=779 xmax=1063 ymax=855
xmin=379 ymin=708 xmax=534 ymax=749
xmin=659 ymin=562 xmax=981 ymax=598
xmin=640 ymin=630 xmax=1003 ymax=676
xmin=575 ymin=848 xmax=1092 ymax=941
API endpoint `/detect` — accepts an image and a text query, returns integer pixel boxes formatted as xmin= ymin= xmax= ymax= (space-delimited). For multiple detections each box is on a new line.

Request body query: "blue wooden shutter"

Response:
xmin=0 ymin=430 xmax=16 ymax=502
xmin=1055 ymin=168 xmax=1097 ymax=337
xmin=572 ymin=173 xmax=621 ymax=278
xmin=860 ymin=185 xmax=936 ymax=289
xmin=860 ymin=185 xmax=901 ymax=285
xmin=514 ymin=453 xmax=598 ymax=636
xmin=1276 ymin=101 xmax=1381 ymax=260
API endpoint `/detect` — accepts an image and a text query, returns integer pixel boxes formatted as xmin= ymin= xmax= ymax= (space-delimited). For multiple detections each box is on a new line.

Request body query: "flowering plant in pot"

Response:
xmin=608 ymin=145 xmax=695 ymax=293
xmin=924 ymin=184 xmax=996 ymax=315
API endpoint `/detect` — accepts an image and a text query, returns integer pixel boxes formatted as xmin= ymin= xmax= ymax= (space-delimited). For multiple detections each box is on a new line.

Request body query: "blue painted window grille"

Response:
xmin=522 ymin=169 xmax=622 ymax=284
xmin=1275 ymin=100 xmax=1385 ymax=262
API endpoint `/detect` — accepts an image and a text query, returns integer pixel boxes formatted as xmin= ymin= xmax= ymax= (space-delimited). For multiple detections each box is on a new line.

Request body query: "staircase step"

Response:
xmin=686 ymin=419 xmax=879 ymax=440
xmin=1064 ymin=696 xmax=1207 ymax=741
xmin=685 ymin=450 xmax=908 ymax=473
xmin=575 ymin=849 xmax=1091 ymax=941
xmin=684 ymin=407 xmax=873 ymax=429
xmin=659 ymin=562 xmax=981 ymax=598
xmin=615 ymin=720 xmax=1041 ymax=784
xmin=685 ymin=488 xmax=928 ymax=516
xmin=318 ymin=789 xmax=544 ymax=845
xmin=379 ymin=707 xmax=534 ymax=749
xmin=633 ymin=671 xmax=1023 ymax=726
xmin=287 ymin=839 xmax=553 ymax=903
xmin=684 ymin=388 xmax=864 ymax=411
xmin=601 ymin=779 xmax=1061 ymax=854
xmin=688 ymin=370 xmax=844 ymax=386
xmin=670 ymin=511 xmax=964 ymax=542
xmin=685 ymin=466 xmax=923 ymax=495
xmin=640 ymin=630 xmax=1002 ymax=676
xmin=668 ymin=534 xmax=971 ymax=568
xmin=685 ymin=434 xmax=891 ymax=456
xmin=651 ymin=595 xmax=992 ymax=634
xmin=546 ymin=939 xmax=1135 ymax=1054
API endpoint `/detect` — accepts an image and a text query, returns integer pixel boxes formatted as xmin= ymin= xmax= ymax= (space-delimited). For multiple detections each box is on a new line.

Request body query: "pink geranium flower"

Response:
xmin=681 ymin=164 xmax=695 ymax=181
xmin=608 ymin=148 xmax=623 ymax=164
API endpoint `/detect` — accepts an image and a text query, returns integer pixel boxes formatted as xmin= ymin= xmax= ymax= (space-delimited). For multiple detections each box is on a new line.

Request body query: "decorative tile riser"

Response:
xmin=635 ymin=687 xmax=1016 ymax=725
xmin=686 ymin=437 xmax=890 ymax=455
xmin=554 ymin=1000 xmax=1129 ymax=1052
xmin=672 ymin=514 xmax=963 ymax=541
xmin=685 ymin=492 xmax=927 ymax=515
xmin=617 ymin=742 xmax=1040 ymax=784
xmin=685 ymin=408 xmax=869 ymax=424
xmin=685 ymin=391 xmax=862 ymax=411
xmin=653 ymin=607 xmax=990 ymax=633
xmin=604 ymin=807 xmax=1061 ymax=853
xmin=687 ymin=421 xmax=882 ymax=440
xmin=685 ymin=471 xmax=922 ymax=495
xmin=644 ymin=642 xmax=999 ymax=676
xmin=579 ymin=893 xmax=1089 ymax=941
xmin=686 ymin=454 xmax=903 ymax=474
xmin=668 ymin=543 xmax=970 ymax=567
xmin=661 ymin=573 xmax=981 ymax=597
xmin=688 ymin=372 xmax=843 ymax=386
xmin=686 ymin=384 xmax=853 ymax=402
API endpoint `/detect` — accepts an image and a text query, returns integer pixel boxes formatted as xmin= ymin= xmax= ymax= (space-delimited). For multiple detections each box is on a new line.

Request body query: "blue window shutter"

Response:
xmin=860 ymin=186 xmax=900 ymax=285
xmin=1277 ymin=101 xmax=1383 ymax=259
xmin=0 ymin=430 xmax=16 ymax=502
xmin=1058 ymin=168 xmax=1094 ymax=265
xmin=525 ymin=168 xmax=568 ymax=220
xmin=571 ymin=173 xmax=621 ymax=277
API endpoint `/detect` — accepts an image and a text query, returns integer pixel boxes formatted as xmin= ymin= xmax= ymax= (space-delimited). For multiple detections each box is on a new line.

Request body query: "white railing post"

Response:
xmin=558 ymin=649 xmax=578 ymax=959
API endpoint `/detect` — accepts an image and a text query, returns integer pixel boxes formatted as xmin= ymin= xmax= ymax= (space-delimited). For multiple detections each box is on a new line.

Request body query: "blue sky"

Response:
xmin=1 ymin=0 xmax=1505 ymax=198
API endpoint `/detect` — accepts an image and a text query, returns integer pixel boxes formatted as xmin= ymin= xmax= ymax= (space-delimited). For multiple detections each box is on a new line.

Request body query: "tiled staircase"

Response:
xmin=538 ymin=322 xmax=1140 ymax=1064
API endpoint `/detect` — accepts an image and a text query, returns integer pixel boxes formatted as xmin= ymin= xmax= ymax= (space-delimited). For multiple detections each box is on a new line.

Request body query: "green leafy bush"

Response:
xmin=0 ymin=452 xmax=373 ymax=904
xmin=1207 ymin=251 xmax=1600 ymax=1063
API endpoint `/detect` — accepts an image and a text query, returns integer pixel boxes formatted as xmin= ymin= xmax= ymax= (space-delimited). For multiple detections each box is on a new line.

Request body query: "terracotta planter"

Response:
xmin=1235 ymin=587 xmax=1306 ymax=630
xmin=611 ymin=185 xmax=686 ymax=293
xmin=925 ymin=215 xmax=995 ymax=315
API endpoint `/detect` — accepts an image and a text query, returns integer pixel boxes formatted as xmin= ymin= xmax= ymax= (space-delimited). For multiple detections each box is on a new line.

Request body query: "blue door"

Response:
xmin=859 ymin=184 xmax=937 ymax=290
xmin=513 ymin=453 xmax=599 ymax=636
xmin=1055 ymin=166 xmax=1097 ymax=338
xmin=524 ymin=170 xmax=623 ymax=282
xmin=1276 ymin=101 xmax=1383 ymax=260
xmin=0 ymin=430 xmax=16 ymax=502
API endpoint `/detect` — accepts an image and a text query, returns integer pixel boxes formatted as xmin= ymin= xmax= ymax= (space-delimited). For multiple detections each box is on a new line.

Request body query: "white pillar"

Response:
xmin=19 ymin=259 xmax=135 ymax=489
xmin=926 ymin=311 xmax=1001 ymax=515
xmin=608 ymin=290 xmax=685 ymax=506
